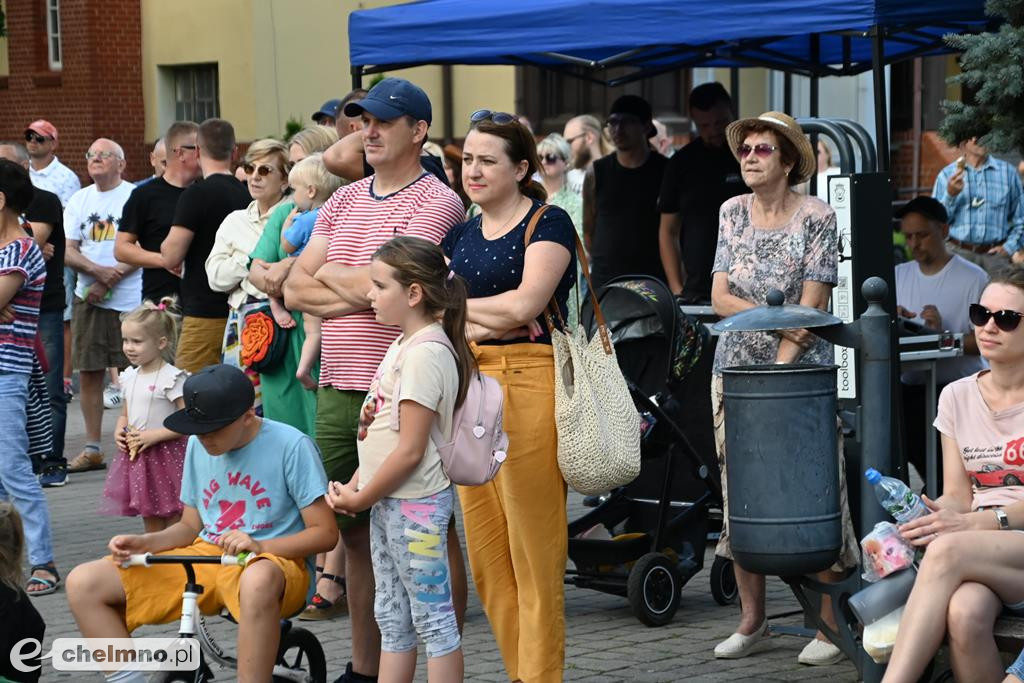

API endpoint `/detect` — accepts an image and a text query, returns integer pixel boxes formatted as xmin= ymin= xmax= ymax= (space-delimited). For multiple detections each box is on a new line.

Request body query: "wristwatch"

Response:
xmin=995 ymin=507 xmax=1010 ymax=530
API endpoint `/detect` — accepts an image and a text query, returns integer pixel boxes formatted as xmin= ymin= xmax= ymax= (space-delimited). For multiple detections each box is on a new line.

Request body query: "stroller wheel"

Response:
xmin=627 ymin=552 xmax=681 ymax=627
xmin=710 ymin=556 xmax=739 ymax=606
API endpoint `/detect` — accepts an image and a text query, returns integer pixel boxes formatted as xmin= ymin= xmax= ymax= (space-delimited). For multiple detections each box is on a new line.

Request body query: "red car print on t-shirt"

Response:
xmin=215 ymin=499 xmax=246 ymax=532
xmin=970 ymin=463 xmax=1024 ymax=489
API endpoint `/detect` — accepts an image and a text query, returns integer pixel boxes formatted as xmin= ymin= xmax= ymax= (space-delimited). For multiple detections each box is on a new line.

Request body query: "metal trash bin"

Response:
xmin=722 ymin=363 xmax=841 ymax=575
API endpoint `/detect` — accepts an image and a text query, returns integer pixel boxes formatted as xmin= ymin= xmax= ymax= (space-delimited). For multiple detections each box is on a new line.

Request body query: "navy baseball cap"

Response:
xmin=895 ymin=196 xmax=948 ymax=224
xmin=343 ymin=78 xmax=432 ymax=124
xmin=312 ymin=99 xmax=342 ymax=123
xmin=164 ymin=364 xmax=255 ymax=435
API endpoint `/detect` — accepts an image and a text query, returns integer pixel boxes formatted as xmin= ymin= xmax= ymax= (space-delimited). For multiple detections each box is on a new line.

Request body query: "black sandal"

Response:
xmin=298 ymin=572 xmax=347 ymax=621
xmin=26 ymin=563 xmax=61 ymax=597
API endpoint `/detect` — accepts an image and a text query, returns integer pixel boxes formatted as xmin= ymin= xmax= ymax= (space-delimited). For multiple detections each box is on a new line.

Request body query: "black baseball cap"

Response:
xmin=164 ymin=364 xmax=255 ymax=435
xmin=895 ymin=196 xmax=948 ymax=224
xmin=342 ymin=77 xmax=432 ymax=124
xmin=608 ymin=95 xmax=656 ymax=138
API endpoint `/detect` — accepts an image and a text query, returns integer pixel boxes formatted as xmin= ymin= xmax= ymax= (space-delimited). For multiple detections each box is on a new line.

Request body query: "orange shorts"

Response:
xmin=115 ymin=539 xmax=309 ymax=633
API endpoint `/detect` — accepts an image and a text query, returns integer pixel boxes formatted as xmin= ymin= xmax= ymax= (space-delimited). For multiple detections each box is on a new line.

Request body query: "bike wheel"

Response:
xmin=274 ymin=626 xmax=327 ymax=683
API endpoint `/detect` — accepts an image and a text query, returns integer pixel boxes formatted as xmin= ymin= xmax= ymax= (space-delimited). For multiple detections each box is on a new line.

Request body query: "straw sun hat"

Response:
xmin=725 ymin=111 xmax=816 ymax=184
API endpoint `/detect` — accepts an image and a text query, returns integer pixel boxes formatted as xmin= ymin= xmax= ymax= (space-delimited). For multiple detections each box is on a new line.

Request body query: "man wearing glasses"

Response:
xmin=895 ymin=195 xmax=988 ymax=492
xmin=24 ymin=119 xmax=80 ymax=207
xmin=160 ymin=118 xmax=251 ymax=374
xmin=582 ymin=94 xmax=668 ymax=290
xmin=63 ymin=138 xmax=141 ymax=474
xmin=933 ymin=135 xmax=1024 ymax=276
xmin=115 ymin=122 xmax=202 ymax=304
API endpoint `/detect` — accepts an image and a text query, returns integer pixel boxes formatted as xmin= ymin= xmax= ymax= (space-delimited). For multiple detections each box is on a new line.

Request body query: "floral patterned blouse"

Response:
xmin=711 ymin=193 xmax=838 ymax=375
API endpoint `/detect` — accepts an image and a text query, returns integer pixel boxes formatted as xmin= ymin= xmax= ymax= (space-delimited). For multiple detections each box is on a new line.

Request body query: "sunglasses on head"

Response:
xmin=969 ymin=303 xmax=1024 ymax=332
xmin=738 ymin=143 xmax=778 ymax=158
xmin=470 ymin=109 xmax=516 ymax=125
xmin=540 ymin=154 xmax=564 ymax=164
xmin=243 ymin=163 xmax=278 ymax=177
xmin=25 ymin=132 xmax=51 ymax=144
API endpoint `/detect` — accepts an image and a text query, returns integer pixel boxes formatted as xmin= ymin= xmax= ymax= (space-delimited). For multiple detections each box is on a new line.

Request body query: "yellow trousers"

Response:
xmin=458 ymin=343 xmax=567 ymax=683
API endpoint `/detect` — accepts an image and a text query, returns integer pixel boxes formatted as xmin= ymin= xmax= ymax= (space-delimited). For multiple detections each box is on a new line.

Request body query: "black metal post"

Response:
xmin=729 ymin=67 xmax=740 ymax=117
xmin=856 ymin=276 xmax=892 ymax=683
xmin=351 ymin=65 xmax=363 ymax=90
xmin=871 ymin=27 xmax=890 ymax=171
xmin=783 ymin=72 xmax=793 ymax=114
xmin=442 ymin=65 xmax=454 ymax=144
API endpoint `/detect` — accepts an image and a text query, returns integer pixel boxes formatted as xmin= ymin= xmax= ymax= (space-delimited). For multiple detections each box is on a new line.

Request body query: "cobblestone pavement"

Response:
xmin=27 ymin=399 xmax=861 ymax=682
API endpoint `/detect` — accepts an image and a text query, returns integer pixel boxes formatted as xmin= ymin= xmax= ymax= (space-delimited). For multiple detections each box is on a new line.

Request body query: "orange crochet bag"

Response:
xmin=240 ymin=306 xmax=288 ymax=372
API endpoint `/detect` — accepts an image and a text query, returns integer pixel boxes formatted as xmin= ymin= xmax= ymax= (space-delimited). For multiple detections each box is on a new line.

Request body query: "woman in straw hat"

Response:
xmin=709 ymin=112 xmax=859 ymax=666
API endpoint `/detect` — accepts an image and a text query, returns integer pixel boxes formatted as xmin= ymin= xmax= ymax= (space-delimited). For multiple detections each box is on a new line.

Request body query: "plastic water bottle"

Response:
xmin=865 ymin=468 xmax=928 ymax=523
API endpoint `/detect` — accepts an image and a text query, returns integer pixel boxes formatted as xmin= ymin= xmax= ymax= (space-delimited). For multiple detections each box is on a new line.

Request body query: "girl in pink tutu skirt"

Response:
xmin=101 ymin=297 xmax=189 ymax=532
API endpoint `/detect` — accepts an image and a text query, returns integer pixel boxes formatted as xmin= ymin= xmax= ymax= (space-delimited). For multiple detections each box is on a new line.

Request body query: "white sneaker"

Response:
xmin=714 ymin=621 xmax=771 ymax=659
xmin=103 ymin=383 xmax=122 ymax=409
xmin=798 ymin=638 xmax=844 ymax=666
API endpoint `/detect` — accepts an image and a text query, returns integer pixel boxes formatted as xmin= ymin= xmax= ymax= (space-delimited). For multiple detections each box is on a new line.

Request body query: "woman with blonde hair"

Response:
xmin=205 ymin=138 xmax=291 ymax=411
xmin=248 ymin=130 xmax=348 ymax=621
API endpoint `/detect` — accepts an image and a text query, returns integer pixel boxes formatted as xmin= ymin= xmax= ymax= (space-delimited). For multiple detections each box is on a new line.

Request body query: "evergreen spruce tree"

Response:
xmin=940 ymin=0 xmax=1024 ymax=152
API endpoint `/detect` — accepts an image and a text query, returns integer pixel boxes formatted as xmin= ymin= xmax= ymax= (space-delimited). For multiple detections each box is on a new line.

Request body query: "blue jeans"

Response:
xmin=0 ymin=370 xmax=55 ymax=566
xmin=37 ymin=309 xmax=67 ymax=468
xmin=1009 ymin=647 xmax=1024 ymax=681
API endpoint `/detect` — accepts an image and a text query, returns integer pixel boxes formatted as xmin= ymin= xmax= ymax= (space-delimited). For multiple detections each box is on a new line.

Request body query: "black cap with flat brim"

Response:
xmin=164 ymin=364 xmax=255 ymax=435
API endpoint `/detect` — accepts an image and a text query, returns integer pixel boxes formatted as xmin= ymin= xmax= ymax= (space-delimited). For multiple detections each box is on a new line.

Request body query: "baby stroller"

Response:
xmin=565 ymin=275 xmax=735 ymax=626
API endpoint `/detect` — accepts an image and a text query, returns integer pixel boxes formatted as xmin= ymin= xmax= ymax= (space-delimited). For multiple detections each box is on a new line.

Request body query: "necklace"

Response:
xmin=481 ymin=196 xmax=526 ymax=240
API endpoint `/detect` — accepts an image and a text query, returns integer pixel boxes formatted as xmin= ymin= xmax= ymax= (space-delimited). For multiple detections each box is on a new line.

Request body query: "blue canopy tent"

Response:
xmin=349 ymin=0 xmax=991 ymax=167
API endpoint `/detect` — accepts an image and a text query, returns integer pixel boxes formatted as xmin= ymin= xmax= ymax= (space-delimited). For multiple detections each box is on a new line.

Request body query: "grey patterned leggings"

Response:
xmin=370 ymin=486 xmax=461 ymax=658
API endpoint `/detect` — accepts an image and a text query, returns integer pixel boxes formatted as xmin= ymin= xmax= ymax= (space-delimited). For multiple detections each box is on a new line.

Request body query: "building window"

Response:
xmin=46 ymin=0 xmax=61 ymax=70
xmin=173 ymin=64 xmax=220 ymax=122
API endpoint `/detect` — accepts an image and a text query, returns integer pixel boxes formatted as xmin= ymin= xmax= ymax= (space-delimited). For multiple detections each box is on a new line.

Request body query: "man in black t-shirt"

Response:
xmin=583 ymin=95 xmax=668 ymax=290
xmin=115 ymin=122 xmax=201 ymax=303
xmin=658 ymin=83 xmax=748 ymax=303
xmin=161 ymin=119 xmax=251 ymax=373
xmin=0 ymin=141 xmax=69 ymax=486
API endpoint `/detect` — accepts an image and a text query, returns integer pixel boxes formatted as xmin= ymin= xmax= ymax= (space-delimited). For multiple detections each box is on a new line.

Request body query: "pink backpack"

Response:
xmin=386 ymin=330 xmax=509 ymax=486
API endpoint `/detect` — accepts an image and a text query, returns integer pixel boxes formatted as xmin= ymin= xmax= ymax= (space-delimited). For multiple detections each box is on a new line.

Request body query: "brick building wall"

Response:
xmin=0 ymin=0 xmax=148 ymax=184
xmin=891 ymin=129 xmax=959 ymax=199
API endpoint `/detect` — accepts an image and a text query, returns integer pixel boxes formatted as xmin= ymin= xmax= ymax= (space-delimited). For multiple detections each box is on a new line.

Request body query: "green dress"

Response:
xmin=249 ymin=201 xmax=319 ymax=436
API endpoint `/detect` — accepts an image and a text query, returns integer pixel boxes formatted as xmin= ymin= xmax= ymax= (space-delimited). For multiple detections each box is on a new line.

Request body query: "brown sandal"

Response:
xmin=68 ymin=449 xmax=106 ymax=473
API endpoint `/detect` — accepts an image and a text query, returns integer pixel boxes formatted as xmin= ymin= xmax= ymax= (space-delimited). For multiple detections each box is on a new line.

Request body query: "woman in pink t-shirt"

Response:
xmin=882 ymin=269 xmax=1024 ymax=683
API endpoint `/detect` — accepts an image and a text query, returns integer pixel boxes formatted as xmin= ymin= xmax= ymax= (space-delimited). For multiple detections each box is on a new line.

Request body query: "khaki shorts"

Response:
xmin=175 ymin=316 xmax=228 ymax=374
xmin=72 ymin=298 xmax=128 ymax=372
xmin=116 ymin=539 xmax=309 ymax=633
xmin=711 ymin=374 xmax=860 ymax=572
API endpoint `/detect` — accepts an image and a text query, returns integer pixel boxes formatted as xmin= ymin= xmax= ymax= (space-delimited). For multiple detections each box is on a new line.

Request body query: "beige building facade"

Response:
xmin=140 ymin=0 xmax=516 ymax=143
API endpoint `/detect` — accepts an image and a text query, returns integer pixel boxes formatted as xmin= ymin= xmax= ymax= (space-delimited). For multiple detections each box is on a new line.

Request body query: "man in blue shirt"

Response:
xmin=66 ymin=365 xmax=337 ymax=683
xmin=932 ymin=136 xmax=1024 ymax=275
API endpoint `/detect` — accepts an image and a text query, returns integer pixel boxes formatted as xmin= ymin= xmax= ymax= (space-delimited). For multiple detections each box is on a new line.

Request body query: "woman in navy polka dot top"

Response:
xmin=442 ymin=113 xmax=575 ymax=682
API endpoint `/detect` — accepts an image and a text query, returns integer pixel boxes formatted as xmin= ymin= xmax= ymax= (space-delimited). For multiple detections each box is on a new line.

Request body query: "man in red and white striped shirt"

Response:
xmin=284 ymin=77 xmax=466 ymax=683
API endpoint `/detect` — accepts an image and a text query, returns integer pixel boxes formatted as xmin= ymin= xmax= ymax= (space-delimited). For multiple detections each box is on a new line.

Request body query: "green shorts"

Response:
xmin=316 ymin=387 xmax=371 ymax=531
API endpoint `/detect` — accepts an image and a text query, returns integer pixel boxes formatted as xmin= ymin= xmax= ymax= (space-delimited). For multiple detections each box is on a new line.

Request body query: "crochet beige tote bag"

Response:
xmin=525 ymin=207 xmax=641 ymax=495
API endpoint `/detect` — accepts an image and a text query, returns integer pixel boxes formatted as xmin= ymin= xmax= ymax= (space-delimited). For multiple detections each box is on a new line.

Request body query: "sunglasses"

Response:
xmin=969 ymin=303 xmax=1024 ymax=332
xmin=243 ymin=163 xmax=279 ymax=177
xmin=738 ymin=143 xmax=778 ymax=158
xmin=540 ymin=154 xmax=564 ymax=164
xmin=85 ymin=151 xmax=120 ymax=161
xmin=25 ymin=132 xmax=51 ymax=144
xmin=470 ymin=109 xmax=516 ymax=125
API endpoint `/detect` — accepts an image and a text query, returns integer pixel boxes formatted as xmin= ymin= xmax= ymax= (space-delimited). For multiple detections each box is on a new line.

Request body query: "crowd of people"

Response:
xmin=3 ymin=71 xmax=1024 ymax=683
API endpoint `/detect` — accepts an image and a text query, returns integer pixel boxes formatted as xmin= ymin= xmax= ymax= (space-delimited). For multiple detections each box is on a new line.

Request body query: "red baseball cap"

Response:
xmin=25 ymin=120 xmax=58 ymax=142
